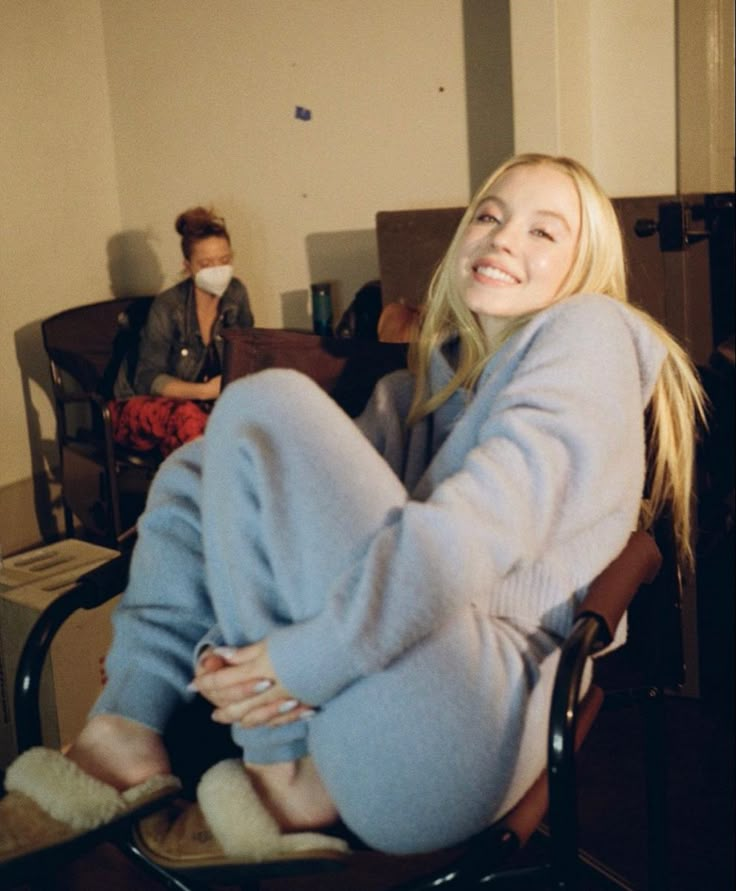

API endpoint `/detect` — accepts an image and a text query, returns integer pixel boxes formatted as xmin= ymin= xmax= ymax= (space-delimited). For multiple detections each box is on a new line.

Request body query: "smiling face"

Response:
xmin=457 ymin=163 xmax=581 ymax=334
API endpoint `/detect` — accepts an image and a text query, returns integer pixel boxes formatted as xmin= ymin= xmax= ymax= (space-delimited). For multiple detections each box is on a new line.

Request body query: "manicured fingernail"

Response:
xmin=213 ymin=646 xmax=236 ymax=660
xmin=278 ymin=699 xmax=299 ymax=714
xmin=252 ymin=679 xmax=273 ymax=693
xmin=300 ymin=709 xmax=317 ymax=721
xmin=186 ymin=680 xmax=198 ymax=693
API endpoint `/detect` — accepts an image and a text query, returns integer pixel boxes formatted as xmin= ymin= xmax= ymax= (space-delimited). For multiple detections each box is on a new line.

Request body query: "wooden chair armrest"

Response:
xmin=576 ymin=531 xmax=662 ymax=649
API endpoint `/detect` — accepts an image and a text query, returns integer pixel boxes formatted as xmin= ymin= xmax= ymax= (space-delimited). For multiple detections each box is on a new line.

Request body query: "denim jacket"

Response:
xmin=118 ymin=277 xmax=253 ymax=397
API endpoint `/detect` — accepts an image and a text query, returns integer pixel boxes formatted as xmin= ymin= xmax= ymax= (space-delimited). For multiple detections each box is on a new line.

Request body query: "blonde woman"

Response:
xmin=2 ymin=155 xmax=704 ymax=868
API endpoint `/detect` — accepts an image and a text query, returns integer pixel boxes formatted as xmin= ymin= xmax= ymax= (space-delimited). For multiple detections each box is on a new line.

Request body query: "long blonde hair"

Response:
xmin=408 ymin=153 xmax=706 ymax=568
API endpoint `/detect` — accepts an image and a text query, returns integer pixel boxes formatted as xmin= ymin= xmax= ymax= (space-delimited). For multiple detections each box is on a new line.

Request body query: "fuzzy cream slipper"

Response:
xmin=0 ymin=747 xmax=181 ymax=879
xmin=133 ymin=759 xmax=349 ymax=875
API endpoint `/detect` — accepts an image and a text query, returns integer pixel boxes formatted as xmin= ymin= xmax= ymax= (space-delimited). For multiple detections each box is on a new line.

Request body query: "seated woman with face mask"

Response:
xmin=110 ymin=206 xmax=254 ymax=457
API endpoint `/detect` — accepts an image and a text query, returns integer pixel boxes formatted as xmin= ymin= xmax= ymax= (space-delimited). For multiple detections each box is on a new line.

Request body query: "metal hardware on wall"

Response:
xmin=635 ymin=200 xmax=710 ymax=252
xmin=635 ymin=194 xmax=735 ymax=360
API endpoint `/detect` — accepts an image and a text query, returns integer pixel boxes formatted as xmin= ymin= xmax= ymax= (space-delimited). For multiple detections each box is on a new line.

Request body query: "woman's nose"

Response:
xmin=489 ymin=223 xmax=514 ymax=252
xmin=491 ymin=228 xmax=513 ymax=253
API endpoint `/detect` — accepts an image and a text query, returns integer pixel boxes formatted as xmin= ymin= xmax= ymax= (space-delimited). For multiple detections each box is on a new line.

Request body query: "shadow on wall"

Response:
xmin=107 ymin=229 xmax=165 ymax=298
xmin=281 ymin=289 xmax=311 ymax=331
xmin=281 ymin=229 xmax=380 ymax=332
xmin=13 ymin=321 xmax=62 ymax=542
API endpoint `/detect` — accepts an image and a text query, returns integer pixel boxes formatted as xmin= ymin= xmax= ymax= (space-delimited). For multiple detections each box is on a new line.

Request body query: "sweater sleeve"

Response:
xmin=267 ymin=297 xmax=665 ymax=705
xmin=353 ymin=370 xmax=415 ymax=474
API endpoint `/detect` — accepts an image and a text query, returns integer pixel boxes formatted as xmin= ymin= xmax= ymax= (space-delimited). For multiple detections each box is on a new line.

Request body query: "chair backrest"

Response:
xmin=628 ymin=513 xmax=687 ymax=689
xmin=42 ymin=297 xmax=154 ymax=399
xmin=222 ymin=327 xmax=408 ymax=417
xmin=590 ymin=512 xmax=686 ymax=698
xmin=375 ymin=207 xmax=464 ymax=307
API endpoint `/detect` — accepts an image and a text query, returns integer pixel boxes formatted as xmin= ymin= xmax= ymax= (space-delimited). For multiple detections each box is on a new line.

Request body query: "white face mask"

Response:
xmin=194 ymin=264 xmax=234 ymax=297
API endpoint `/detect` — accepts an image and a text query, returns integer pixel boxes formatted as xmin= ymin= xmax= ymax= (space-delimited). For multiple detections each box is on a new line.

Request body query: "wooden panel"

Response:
xmin=376 ymin=197 xmax=717 ymax=365
xmin=375 ymin=207 xmax=464 ymax=307
xmin=613 ymin=194 xmax=712 ymax=366
xmin=222 ymin=328 xmax=407 ymax=417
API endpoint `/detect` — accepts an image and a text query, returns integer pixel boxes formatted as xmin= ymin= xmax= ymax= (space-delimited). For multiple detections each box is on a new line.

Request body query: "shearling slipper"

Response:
xmin=132 ymin=759 xmax=350 ymax=878
xmin=0 ymin=747 xmax=181 ymax=882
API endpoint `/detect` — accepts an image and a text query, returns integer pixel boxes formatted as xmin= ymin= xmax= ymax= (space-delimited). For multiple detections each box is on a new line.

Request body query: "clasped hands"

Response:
xmin=189 ymin=639 xmax=316 ymax=729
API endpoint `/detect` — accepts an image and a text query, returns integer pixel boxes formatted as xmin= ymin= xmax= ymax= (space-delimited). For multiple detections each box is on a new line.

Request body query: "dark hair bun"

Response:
xmin=175 ymin=206 xmax=230 ymax=259
xmin=175 ymin=206 xmax=227 ymax=238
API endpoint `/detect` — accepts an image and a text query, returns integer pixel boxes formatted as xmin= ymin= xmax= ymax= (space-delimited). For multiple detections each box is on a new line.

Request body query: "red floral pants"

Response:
xmin=108 ymin=396 xmax=211 ymax=458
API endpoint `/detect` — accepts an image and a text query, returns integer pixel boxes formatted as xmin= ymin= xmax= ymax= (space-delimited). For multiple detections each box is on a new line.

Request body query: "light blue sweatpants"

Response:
xmin=93 ymin=370 xmax=558 ymax=853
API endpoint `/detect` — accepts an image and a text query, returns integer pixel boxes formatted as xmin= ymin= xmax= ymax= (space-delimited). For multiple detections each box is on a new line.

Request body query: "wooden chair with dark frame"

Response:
xmin=4 ymin=328 xmax=683 ymax=891
xmin=41 ymin=296 xmax=158 ymax=549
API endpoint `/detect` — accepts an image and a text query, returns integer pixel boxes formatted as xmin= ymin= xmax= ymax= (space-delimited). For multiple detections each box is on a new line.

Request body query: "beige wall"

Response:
xmin=3 ymin=0 xmax=731 ymax=554
xmin=1 ymin=0 xmax=121 ymax=551
xmin=1 ymin=0 xmax=471 ymax=553
xmin=677 ymin=0 xmax=736 ymax=192
xmin=100 ymin=0 xmax=470 ymax=330
xmin=511 ymin=0 xmax=678 ymax=196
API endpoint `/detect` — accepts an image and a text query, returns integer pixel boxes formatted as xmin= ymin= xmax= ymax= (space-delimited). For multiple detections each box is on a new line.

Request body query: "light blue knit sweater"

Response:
xmin=267 ymin=293 xmax=666 ymax=706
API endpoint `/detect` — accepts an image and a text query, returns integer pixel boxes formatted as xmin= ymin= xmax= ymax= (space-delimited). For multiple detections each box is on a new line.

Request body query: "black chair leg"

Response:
xmin=63 ymin=502 xmax=75 ymax=539
xmin=547 ymin=618 xmax=603 ymax=890
xmin=13 ymin=586 xmax=87 ymax=751
xmin=14 ymin=555 xmax=131 ymax=753
xmin=643 ymin=686 xmax=669 ymax=891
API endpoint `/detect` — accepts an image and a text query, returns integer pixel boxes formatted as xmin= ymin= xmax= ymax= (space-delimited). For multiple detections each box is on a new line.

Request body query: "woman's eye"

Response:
xmin=531 ymin=228 xmax=554 ymax=241
xmin=476 ymin=212 xmax=500 ymax=224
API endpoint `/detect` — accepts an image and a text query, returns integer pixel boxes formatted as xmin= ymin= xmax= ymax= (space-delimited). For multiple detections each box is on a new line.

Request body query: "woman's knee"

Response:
xmin=212 ymin=370 xmax=330 ymax=436
xmin=313 ymin=738 xmax=498 ymax=854
xmin=306 ymin=614 xmax=533 ymax=853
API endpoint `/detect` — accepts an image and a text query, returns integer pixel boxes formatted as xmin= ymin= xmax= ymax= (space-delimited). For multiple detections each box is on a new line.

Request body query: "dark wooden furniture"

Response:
xmin=42 ymin=297 xmax=157 ymax=547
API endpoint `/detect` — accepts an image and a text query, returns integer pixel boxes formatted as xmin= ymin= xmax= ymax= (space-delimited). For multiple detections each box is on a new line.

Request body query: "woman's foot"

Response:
xmin=66 ymin=714 xmax=171 ymax=791
xmin=245 ymin=756 xmax=338 ymax=832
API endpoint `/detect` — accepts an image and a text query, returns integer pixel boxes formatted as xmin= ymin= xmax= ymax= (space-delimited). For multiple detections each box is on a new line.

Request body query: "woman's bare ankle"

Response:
xmin=66 ymin=714 xmax=171 ymax=791
xmin=245 ymin=757 xmax=338 ymax=832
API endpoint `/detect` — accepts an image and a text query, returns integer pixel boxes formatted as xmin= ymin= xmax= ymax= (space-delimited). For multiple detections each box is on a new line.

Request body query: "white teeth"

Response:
xmin=475 ymin=265 xmax=516 ymax=284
